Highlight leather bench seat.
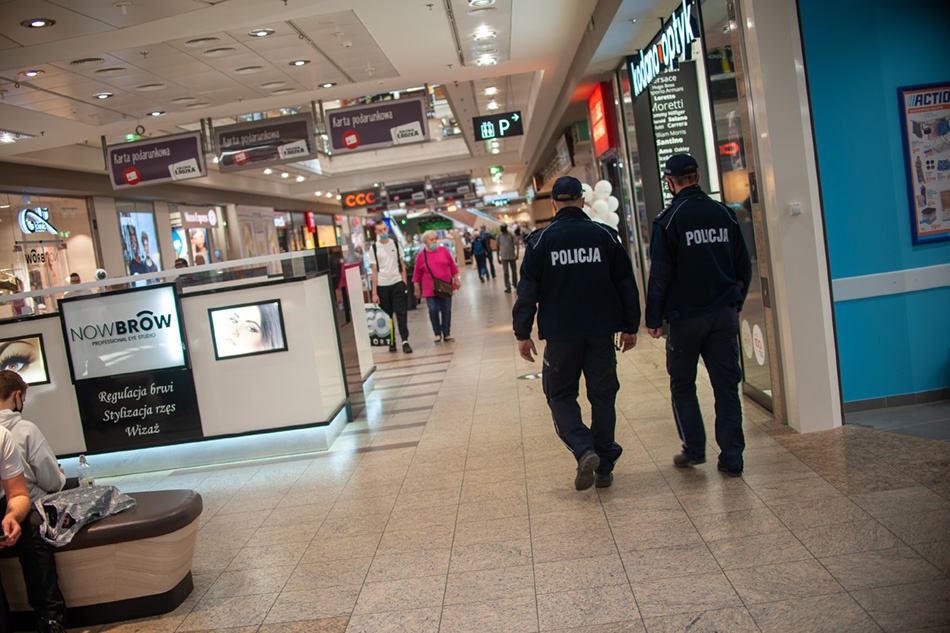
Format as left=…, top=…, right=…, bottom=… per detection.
left=0, top=489, right=203, bottom=628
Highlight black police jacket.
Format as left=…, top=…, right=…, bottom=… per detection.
left=513, top=206, right=640, bottom=341
left=645, top=185, right=752, bottom=328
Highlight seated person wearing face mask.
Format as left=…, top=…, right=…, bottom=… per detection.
left=0, top=370, right=68, bottom=633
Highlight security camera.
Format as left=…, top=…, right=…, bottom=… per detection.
left=95, top=268, right=108, bottom=280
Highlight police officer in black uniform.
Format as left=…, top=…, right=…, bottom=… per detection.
left=513, top=176, right=640, bottom=491
left=646, top=154, right=752, bottom=477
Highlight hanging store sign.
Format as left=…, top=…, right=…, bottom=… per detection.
left=179, top=205, right=219, bottom=228
left=628, top=0, right=696, bottom=97
left=588, top=82, right=617, bottom=158
left=215, top=114, right=317, bottom=172
left=107, top=132, right=206, bottom=190
left=430, top=176, right=473, bottom=200
left=385, top=182, right=427, bottom=208
left=472, top=111, right=524, bottom=141
left=326, top=97, right=429, bottom=153
left=341, top=188, right=382, bottom=210
left=18, top=207, right=58, bottom=236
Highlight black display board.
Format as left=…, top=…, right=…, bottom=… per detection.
left=73, top=367, right=202, bottom=453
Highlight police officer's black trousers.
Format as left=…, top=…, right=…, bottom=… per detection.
left=542, top=336, right=623, bottom=474
left=666, top=305, right=744, bottom=470
left=0, top=504, right=66, bottom=631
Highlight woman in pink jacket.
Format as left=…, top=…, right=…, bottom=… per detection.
left=413, top=231, right=461, bottom=342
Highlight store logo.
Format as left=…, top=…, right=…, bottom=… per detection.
left=25, top=249, right=57, bottom=264
left=629, top=0, right=695, bottom=97
left=18, top=207, right=58, bottom=236
left=908, top=90, right=950, bottom=108
left=69, top=309, right=175, bottom=343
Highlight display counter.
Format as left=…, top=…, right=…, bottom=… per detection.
left=0, top=250, right=371, bottom=477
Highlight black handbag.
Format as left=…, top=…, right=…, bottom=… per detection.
left=424, top=250, right=454, bottom=298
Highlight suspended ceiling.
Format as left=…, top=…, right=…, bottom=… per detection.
left=0, top=0, right=677, bottom=209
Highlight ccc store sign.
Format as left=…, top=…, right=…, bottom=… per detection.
left=341, top=188, right=381, bottom=210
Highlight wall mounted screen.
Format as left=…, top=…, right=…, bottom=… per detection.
left=209, top=299, right=288, bottom=360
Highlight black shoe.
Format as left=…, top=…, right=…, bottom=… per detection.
left=402, top=341, right=413, bottom=353
left=673, top=452, right=706, bottom=468
left=594, top=472, right=613, bottom=488
left=388, top=344, right=397, bottom=353
left=504, top=288, right=511, bottom=293
left=717, top=461, right=743, bottom=477
left=574, top=449, right=600, bottom=491
left=480, top=276, right=485, bottom=283
left=38, top=619, right=67, bottom=633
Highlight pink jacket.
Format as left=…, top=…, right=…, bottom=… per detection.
left=412, top=246, right=459, bottom=298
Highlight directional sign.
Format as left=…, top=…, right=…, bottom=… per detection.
left=473, top=111, right=524, bottom=141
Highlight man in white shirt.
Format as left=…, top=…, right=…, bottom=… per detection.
left=0, top=371, right=67, bottom=633
left=370, top=221, right=413, bottom=353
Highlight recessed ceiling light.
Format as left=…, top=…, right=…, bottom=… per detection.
left=468, top=7, right=497, bottom=15
left=186, top=102, right=210, bottom=109
left=148, top=110, right=165, bottom=117
left=21, top=18, right=55, bottom=28
left=259, top=81, right=286, bottom=89
left=289, top=59, right=310, bottom=66
left=95, top=67, right=128, bottom=75
left=487, top=100, right=499, bottom=110
left=136, top=83, right=166, bottom=91
left=185, top=37, right=219, bottom=47
left=336, top=194, right=342, bottom=200
left=281, top=172, right=290, bottom=179
left=325, top=192, right=333, bottom=198
left=473, top=29, right=496, bottom=41
left=271, top=88, right=295, bottom=95
left=234, top=65, right=264, bottom=75
left=314, top=190, right=323, bottom=196
left=70, top=57, right=105, bottom=67
left=476, top=55, right=498, bottom=66
left=19, top=70, right=44, bottom=78
left=484, top=86, right=498, bottom=96
left=491, top=147, right=500, bottom=154
left=249, top=28, right=275, bottom=37
left=203, top=47, right=237, bottom=57
left=468, top=0, right=495, bottom=7
left=264, top=168, right=274, bottom=175
left=476, top=45, right=498, bottom=54
left=171, top=96, right=198, bottom=104
left=320, top=82, right=336, bottom=88
left=93, top=92, right=113, bottom=100
left=295, top=175, right=305, bottom=182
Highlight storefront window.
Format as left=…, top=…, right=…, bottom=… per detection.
left=0, top=193, right=97, bottom=316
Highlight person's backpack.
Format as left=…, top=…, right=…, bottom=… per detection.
left=472, top=238, right=485, bottom=256
left=372, top=241, right=403, bottom=273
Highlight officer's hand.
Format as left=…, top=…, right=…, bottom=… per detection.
left=0, top=516, right=21, bottom=549
left=619, top=332, right=637, bottom=352
left=371, top=293, right=379, bottom=304
left=647, top=328, right=663, bottom=339
left=518, top=338, right=537, bottom=362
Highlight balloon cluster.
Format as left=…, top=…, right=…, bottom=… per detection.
left=581, top=180, right=620, bottom=229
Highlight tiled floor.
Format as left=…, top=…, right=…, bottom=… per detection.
left=84, top=270, right=950, bottom=633
left=846, top=402, right=950, bottom=441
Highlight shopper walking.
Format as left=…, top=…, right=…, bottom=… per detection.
left=370, top=221, right=412, bottom=353
left=645, top=154, right=752, bottom=477
left=496, top=223, right=519, bottom=293
left=478, top=225, right=496, bottom=279
left=413, top=231, right=461, bottom=343
left=513, top=176, right=640, bottom=491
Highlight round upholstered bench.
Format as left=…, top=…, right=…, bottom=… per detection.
left=0, top=489, right=202, bottom=628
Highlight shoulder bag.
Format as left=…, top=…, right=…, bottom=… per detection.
left=424, top=250, right=454, bottom=298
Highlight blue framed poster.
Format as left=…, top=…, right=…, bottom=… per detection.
left=897, top=82, right=950, bottom=244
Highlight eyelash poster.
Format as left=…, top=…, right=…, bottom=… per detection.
left=0, top=335, right=50, bottom=386
left=208, top=300, right=288, bottom=360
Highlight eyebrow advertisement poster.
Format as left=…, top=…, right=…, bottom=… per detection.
left=119, top=210, right=162, bottom=280
left=898, top=82, right=950, bottom=244
left=59, top=284, right=202, bottom=452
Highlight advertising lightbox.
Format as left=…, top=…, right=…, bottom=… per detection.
left=59, top=284, right=187, bottom=382
left=208, top=299, right=288, bottom=360
left=0, top=334, right=50, bottom=386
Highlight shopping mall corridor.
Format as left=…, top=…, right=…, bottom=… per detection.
left=91, top=266, right=950, bottom=633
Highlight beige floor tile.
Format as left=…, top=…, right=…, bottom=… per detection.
left=793, top=517, right=901, bottom=557
left=675, top=486, right=765, bottom=516
left=345, top=607, right=441, bottom=633
left=725, top=559, right=842, bottom=605
left=351, top=574, right=446, bottom=615
left=689, top=507, right=787, bottom=542
left=530, top=508, right=611, bottom=538
left=532, top=529, right=619, bottom=564
left=96, top=617, right=186, bottom=633
left=453, top=514, right=531, bottom=546
left=375, top=524, right=456, bottom=555
left=444, top=564, right=535, bottom=605
left=537, top=584, right=640, bottom=630
left=535, top=553, right=628, bottom=594
left=746, top=593, right=881, bottom=633
left=440, top=595, right=539, bottom=633
left=224, top=542, right=306, bottom=572
left=876, top=510, right=950, bottom=545
left=642, top=607, right=760, bottom=633
left=911, top=540, right=950, bottom=575
left=365, top=548, right=451, bottom=583
left=203, top=565, right=295, bottom=599
left=258, top=617, right=348, bottom=633
left=300, top=533, right=381, bottom=563
left=748, top=476, right=844, bottom=506
left=851, top=578, right=950, bottom=631
left=177, top=593, right=277, bottom=631
left=620, top=543, right=721, bottom=583
left=768, top=497, right=871, bottom=531
left=706, top=529, right=813, bottom=570
left=456, top=496, right=529, bottom=523
left=631, top=571, right=741, bottom=618
left=850, top=486, right=950, bottom=517
left=609, top=513, right=703, bottom=553
left=451, top=538, right=533, bottom=573
left=819, top=546, right=946, bottom=591
left=543, top=622, right=646, bottom=633
left=263, top=586, right=361, bottom=623
left=282, top=556, right=372, bottom=591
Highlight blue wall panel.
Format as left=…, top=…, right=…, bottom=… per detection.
left=799, top=0, right=950, bottom=401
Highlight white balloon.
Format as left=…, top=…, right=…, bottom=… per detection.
left=592, top=199, right=609, bottom=220
left=607, top=196, right=619, bottom=213
left=581, top=183, right=594, bottom=205
left=606, top=211, right=620, bottom=228
left=594, top=180, right=613, bottom=199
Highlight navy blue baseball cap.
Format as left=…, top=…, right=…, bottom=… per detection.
left=663, top=154, right=699, bottom=177
left=551, top=176, right=583, bottom=201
